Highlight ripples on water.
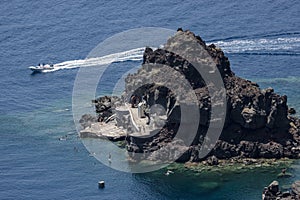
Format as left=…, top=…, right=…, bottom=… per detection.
left=0, top=0, right=299, bottom=199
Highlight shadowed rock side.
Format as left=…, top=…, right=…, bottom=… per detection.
left=123, top=30, right=300, bottom=163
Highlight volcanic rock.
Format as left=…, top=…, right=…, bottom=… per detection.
left=124, top=29, right=300, bottom=163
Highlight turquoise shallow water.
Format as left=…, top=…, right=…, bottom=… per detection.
left=0, top=0, right=300, bottom=199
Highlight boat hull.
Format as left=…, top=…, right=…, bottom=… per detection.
left=29, top=65, right=54, bottom=73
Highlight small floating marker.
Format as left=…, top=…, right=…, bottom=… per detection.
left=98, top=181, right=105, bottom=189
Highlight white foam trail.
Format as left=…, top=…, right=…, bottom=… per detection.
left=32, top=36, right=300, bottom=73
left=42, top=47, right=145, bottom=73
left=211, top=37, right=300, bottom=53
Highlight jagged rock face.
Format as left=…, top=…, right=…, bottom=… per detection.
left=120, top=30, right=300, bottom=163
left=225, top=77, right=290, bottom=130
left=79, top=114, right=97, bottom=129
left=79, top=96, right=122, bottom=128
left=162, top=31, right=233, bottom=78
left=93, top=96, right=121, bottom=122
left=141, top=38, right=290, bottom=131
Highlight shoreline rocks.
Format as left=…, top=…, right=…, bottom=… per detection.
left=262, top=180, right=300, bottom=200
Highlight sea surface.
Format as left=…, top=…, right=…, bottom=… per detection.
left=0, top=0, right=300, bottom=199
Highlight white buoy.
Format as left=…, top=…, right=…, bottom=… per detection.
left=98, top=181, right=105, bottom=188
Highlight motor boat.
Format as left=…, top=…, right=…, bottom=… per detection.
left=29, top=64, right=54, bottom=73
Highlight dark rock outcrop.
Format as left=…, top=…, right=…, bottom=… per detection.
left=79, top=114, right=97, bottom=129
left=93, top=96, right=121, bottom=122
left=79, top=96, right=121, bottom=128
left=262, top=180, right=300, bottom=200
left=124, top=29, right=300, bottom=163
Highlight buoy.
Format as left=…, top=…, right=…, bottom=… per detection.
left=98, top=181, right=105, bottom=189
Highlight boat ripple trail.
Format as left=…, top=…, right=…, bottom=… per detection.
left=212, top=36, right=300, bottom=55
left=42, top=47, right=145, bottom=72
left=33, top=35, right=300, bottom=73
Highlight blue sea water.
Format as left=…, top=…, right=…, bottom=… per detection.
left=0, top=0, right=299, bottom=199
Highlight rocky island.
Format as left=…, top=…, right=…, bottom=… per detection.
left=80, top=29, right=300, bottom=167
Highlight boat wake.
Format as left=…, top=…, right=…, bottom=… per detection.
left=40, top=47, right=145, bottom=73
left=212, top=36, right=300, bottom=55
left=29, top=35, right=300, bottom=73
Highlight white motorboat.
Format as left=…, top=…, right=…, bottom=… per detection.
left=29, top=64, right=54, bottom=73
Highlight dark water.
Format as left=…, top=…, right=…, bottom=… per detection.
left=0, top=0, right=299, bottom=199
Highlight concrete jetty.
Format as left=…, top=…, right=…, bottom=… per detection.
left=80, top=122, right=127, bottom=141
left=80, top=102, right=165, bottom=140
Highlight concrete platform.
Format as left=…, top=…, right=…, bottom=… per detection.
left=80, top=103, right=166, bottom=140
left=80, top=122, right=127, bottom=141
